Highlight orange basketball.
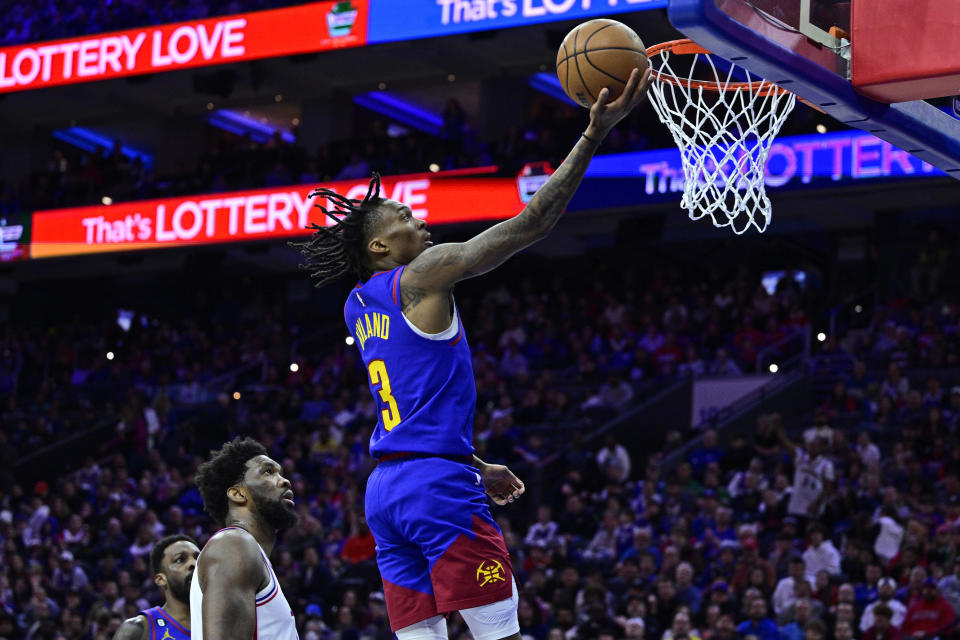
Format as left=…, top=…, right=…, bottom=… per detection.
left=556, top=19, right=648, bottom=109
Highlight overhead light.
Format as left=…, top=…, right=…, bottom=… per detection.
left=353, top=92, right=443, bottom=136
left=378, top=82, right=387, bottom=90
left=233, top=391, right=241, bottom=400
left=101, top=196, right=113, bottom=206
left=106, top=351, right=115, bottom=360
left=429, top=163, right=440, bottom=172
left=769, top=363, right=779, bottom=373
left=345, top=336, right=355, bottom=346
left=816, top=124, right=828, bottom=134
left=208, top=110, right=295, bottom=144
left=289, top=363, right=300, bottom=372
left=447, top=74, right=456, bottom=82
left=529, top=72, right=577, bottom=106
left=817, top=332, right=826, bottom=342
left=854, top=305, right=863, bottom=313
left=52, top=127, right=154, bottom=168
left=206, top=102, right=214, bottom=110
left=291, top=117, right=301, bottom=126
left=274, top=94, right=283, bottom=102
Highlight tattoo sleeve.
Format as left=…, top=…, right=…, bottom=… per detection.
left=404, top=133, right=602, bottom=291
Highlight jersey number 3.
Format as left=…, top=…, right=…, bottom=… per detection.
left=368, top=360, right=401, bottom=431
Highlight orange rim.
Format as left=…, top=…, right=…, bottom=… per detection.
left=645, top=39, right=790, bottom=96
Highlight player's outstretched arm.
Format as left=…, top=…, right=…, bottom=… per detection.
left=112, top=617, right=146, bottom=640
left=403, top=67, right=652, bottom=293
left=197, top=533, right=267, bottom=640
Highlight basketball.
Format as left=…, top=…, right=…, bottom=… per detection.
left=556, top=19, right=648, bottom=109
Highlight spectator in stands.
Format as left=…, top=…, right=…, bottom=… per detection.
left=873, top=507, right=906, bottom=565
left=861, top=577, right=907, bottom=633
left=51, top=550, right=88, bottom=593
left=710, top=348, right=742, bottom=377
left=857, top=431, right=882, bottom=466
left=664, top=609, right=701, bottom=640
left=879, top=363, right=910, bottom=404
left=802, top=619, right=826, bottom=640
left=737, top=597, right=780, bottom=640
left=902, top=578, right=956, bottom=639
left=525, top=506, right=560, bottom=550
left=773, top=556, right=812, bottom=618
left=689, top=430, right=723, bottom=477
left=801, top=526, right=841, bottom=583
left=779, top=424, right=835, bottom=523
left=583, top=510, right=619, bottom=564
left=732, top=537, right=776, bottom=592
left=597, top=434, right=632, bottom=483
left=862, top=603, right=904, bottom=640
left=937, top=559, right=960, bottom=614
left=676, top=562, right=702, bottom=615
left=779, top=597, right=817, bottom=640
left=833, top=619, right=854, bottom=640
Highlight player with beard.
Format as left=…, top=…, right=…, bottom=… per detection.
left=191, top=437, right=300, bottom=640
left=113, top=534, right=199, bottom=640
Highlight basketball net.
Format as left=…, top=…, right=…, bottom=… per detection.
left=646, top=40, right=796, bottom=234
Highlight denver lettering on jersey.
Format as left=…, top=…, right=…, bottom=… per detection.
left=355, top=312, right=390, bottom=350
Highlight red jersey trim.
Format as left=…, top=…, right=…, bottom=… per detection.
left=391, top=266, right=405, bottom=307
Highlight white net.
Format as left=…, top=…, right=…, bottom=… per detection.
left=646, top=43, right=797, bottom=234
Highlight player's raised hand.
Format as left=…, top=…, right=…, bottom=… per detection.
left=588, top=67, right=653, bottom=134
left=480, top=463, right=526, bottom=506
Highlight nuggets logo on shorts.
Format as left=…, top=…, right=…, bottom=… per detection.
left=476, top=560, right=506, bottom=587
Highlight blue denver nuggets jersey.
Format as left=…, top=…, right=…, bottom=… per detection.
left=344, top=265, right=475, bottom=458
left=140, top=606, right=190, bottom=640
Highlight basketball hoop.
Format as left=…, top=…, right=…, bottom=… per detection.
left=645, top=39, right=797, bottom=234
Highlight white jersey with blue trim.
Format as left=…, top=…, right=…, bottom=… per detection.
left=190, top=527, right=298, bottom=640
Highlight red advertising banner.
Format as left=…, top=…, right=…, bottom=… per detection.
left=0, top=1, right=367, bottom=93
left=30, top=170, right=524, bottom=259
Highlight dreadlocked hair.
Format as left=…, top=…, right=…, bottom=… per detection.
left=290, top=172, right=384, bottom=288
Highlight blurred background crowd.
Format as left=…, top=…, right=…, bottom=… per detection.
left=3, top=231, right=960, bottom=639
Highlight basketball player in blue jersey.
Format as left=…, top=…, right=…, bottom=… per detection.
left=113, top=534, right=199, bottom=640
left=191, top=437, right=300, bottom=640
left=293, top=66, right=652, bottom=640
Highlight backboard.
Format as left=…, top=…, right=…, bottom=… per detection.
left=666, top=0, right=960, bottom=177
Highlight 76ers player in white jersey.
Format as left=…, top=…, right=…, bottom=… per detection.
left=191, top=437, right=299, bottom=640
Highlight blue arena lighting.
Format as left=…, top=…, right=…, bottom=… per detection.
left=208, top=110, right=296, bottom=144
left=52, top=127, right=154, bottom=168
left=353, top=92, right=443, bottom=136
left=529, top=73, right=577, bottom=107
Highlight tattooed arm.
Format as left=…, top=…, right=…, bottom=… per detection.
left=398, top=67, right=651, bottom=331
left=401, top=68, right=652, bottom=299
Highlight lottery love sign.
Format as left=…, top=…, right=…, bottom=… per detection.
left=0, top=1, right=367, bottom=93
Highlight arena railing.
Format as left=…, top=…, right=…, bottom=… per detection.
left=755, top=326, right=812, bottom=374
left=665, top=368, right=810, bottom=472
left=201, top=354, right=269, bottom=397
left=828, top=285, right=879, bottom=338
left=13, top=413, right=119, bottom=485
left=528, top=375, right=694, bottom=503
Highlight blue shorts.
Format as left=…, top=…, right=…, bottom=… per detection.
left=365, top=456, right=514, bottom=631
